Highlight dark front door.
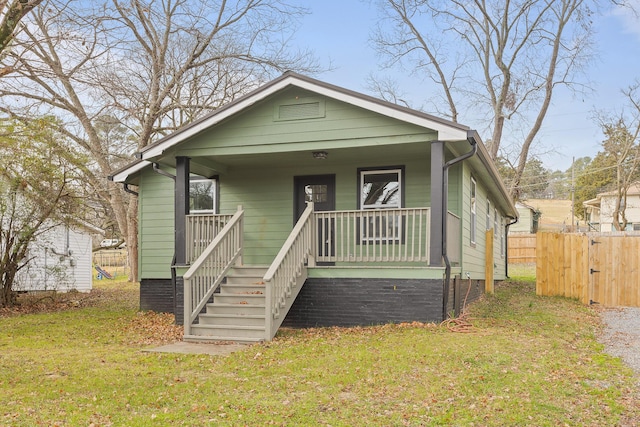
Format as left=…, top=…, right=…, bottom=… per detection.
left=294, top=175, right=336, bottom=262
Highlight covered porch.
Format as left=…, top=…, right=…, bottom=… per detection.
left=181, top=203, right=461, bottom=342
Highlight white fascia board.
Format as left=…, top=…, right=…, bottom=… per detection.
left=110, top=160, right=151, bottom=183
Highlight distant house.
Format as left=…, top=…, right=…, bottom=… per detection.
left=510, top=202, right=540, bottom=234
left=14, top=223, right=95, bottom=293
left=110, top=72, right=517, bottom=342
left=584, top=183, right=640, bottom=232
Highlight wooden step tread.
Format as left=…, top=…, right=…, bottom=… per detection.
left=206, top=303, right=266, bottom=308
left=183, top=334, right=264, bottom=343
left=200, top=313, right=265, bottom=319
left=192, top=324, right=265, bottom=331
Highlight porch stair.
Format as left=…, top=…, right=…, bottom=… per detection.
left=183, top=203, right=314, bottom=343
left=186, top=266, right=269, bottom=343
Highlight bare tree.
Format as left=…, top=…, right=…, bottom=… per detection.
left=598, top=82, right=640, bottom=230
left=0, top=0, right=42, bottom=63
left=372, top=0, right=595, bottom=199
left=0, top=118, right=83, bottom=306
left=0, top=0, right=319, bottom=281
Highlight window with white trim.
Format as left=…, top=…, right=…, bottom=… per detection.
left=500, top=216, right=505, bottom=257
left=189, top=178, right=217, bottom=214
left=486, top=200, right=491, bottom=230
left=470, top=177, right=477, bottom=245
left=359, top=168, right=403, bottom=242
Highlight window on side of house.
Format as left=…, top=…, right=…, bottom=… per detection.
left=359, top=168, right=403, bottom=242
left=470, top=177, right=477, bottom=245
left=189, top=177, right=217, bottom=214
left=500, top=216, right=505, bottom=257
left=486, top=200, right=491, bottom=230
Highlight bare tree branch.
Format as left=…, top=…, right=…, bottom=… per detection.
left=372, top=0, right=595, bottom=199
left=0, top=0, right=321, bottom=281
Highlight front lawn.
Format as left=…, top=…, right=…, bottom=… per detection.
left=0, top=279, right=638, bottom=426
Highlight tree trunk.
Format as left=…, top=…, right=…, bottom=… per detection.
left=126, top=198, right=139, bottom=282
left=0, top=261, right=18, bottom=307
left=489, top=115, right=505, bottom=160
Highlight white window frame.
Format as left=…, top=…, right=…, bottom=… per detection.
left=189, top=177, right=217, bottom=214
left=359, top=168, right=403, bottom=243
left=470, top=177, right=477, bottom=245
left=500, top=216, right=505, bottom=257
left=486, top=200, right=491, bottom=230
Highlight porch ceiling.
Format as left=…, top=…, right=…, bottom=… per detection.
left=160, top=140, right=434, bottom=174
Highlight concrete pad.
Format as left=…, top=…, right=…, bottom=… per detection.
left=144, top=341, right=250, bottom=356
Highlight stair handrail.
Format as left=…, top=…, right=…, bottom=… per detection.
left=183, top=206, right=244, bottom=336
left=263, top=202, right=315, bottom=341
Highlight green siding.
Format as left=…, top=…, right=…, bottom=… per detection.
left=169, top=88, right=434, bottom=158
left=135, top=87, right=509, bottom=281
left=138, top=169, right=175, bottom=279
left=218, top=155, right=431, bottom=266
left=458, top=163, right=507, bottom=281
left=137, top=154, right=433, bottom=277
left=447, top=163, right=463, bottom=217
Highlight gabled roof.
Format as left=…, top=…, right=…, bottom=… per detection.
left=516, top=201, right=537, bottom=212
left=583, top=182, right=640, bottom=210
left=137, top=71, right=473, bottom=161
left=108, top=72, right=516, bottom=217
left=110, top=72, right=476, bottom=182
left=596, top=183, right=640, bottom=197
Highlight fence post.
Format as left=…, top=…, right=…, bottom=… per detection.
left=485, top=229, right=494, bottom=294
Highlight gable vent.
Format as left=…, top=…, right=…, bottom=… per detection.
left=275, top=98, right=325, bottom=121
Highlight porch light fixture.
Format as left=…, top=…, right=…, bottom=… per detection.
left=312, top=151, right=328, bottom=160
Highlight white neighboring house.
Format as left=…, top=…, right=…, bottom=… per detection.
left=583, top=183, right=640, bottom=232
left=509, top=201, right=540, bottom=234
left=14, top=224, right=95, bottom=293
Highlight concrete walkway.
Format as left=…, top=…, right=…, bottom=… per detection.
left=144, top=341, right=251, bottom=356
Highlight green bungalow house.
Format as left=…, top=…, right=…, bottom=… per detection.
left=109, top=72, right=517, bottom=342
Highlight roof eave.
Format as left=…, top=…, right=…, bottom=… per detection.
left=136, top=71, right=473, bottom=162
left=467, top=130, right=518, bottom=219
left=108, top=160, right=151, bottom=183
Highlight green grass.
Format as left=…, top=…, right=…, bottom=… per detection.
left=508, top=262, right=536, bottom=282
left=0, top=279, right=638, bottom=426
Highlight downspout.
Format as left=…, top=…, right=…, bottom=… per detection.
left=505, top=216, right=518, bottom=278
left=123, top=183, right=139, bottom=196
left=441, top=133, right=478, bottom=320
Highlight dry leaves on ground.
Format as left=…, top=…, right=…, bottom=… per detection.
left=120, top=311, right=183, bottom=346
left=0, top=288, right=127, bottom=317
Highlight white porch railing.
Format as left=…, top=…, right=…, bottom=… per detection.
left=186, top=213, right=235, bottom=263
left=263, top=202, right=315, bottom=341
left=183, top=207, right=244, bottom=336
left=313, top=207, right=431, bottom=263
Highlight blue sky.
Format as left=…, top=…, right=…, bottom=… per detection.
left=293, top=1, right=640, bottom=172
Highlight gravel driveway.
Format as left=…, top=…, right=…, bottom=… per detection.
left=599, top=307, right=640, bottom=378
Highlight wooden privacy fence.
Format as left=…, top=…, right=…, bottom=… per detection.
left=536, top=232, right=640, bottom=307
left=508, top=234, right=536, bottom=263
